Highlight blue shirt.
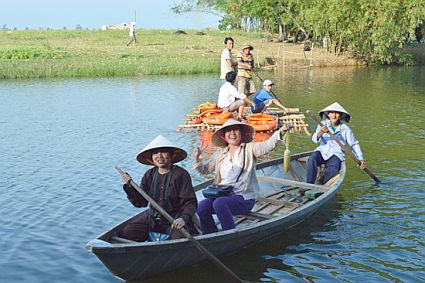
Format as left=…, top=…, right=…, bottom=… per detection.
left=312, top=119, right=364, bottom=161
left=252, top=87, right=273, bottom=105
left=251, top=87, right=273, bottom=113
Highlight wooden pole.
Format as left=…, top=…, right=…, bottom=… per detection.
left=115, top=166, right=245, bottom=283
left=252, top=71, right=285, bottom=107
left=306, top=111, right=381, bottom=183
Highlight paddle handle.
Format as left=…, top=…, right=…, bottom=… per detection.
left=306, top=111, right=381, bottom=183
left=252, top=71, right=285, bottom=107
left=115, top=166, right=244, bottom=283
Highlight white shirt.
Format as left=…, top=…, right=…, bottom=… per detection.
left=129, top=24, right=135, bottom=36
left=219, top=147, right=245, bottom=194
left=220, top=48, right=235, bottom=79
left=217, top=82, right=246, bottom=108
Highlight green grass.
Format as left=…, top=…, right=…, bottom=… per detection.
left=0, top=29, right=266, bottom=79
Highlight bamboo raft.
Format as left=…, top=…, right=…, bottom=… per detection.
left=177, top=104, right=311, bottom=136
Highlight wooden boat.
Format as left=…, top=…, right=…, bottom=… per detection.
left=86, top=151, right=345, bottom=281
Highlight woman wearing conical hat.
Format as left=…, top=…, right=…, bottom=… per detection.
left=307, top=102, right=367, bottom=184
left=118, top=135, right=198, bottom=242
left=193, top=119, right=291, bottom=234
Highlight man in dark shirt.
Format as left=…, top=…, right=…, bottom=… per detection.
left=119, top=135, right=198, bottom=242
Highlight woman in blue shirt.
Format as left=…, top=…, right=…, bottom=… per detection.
left=307, top=102, right=367, bottom=184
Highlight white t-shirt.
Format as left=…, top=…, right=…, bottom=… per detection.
left=129, top=24, right=135, bottom=36
left=220, top=48, right=235, bottom=79
left=217, top=82, right=246, bottom=108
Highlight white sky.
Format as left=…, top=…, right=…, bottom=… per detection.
left=0, top=0, right=221, bottom=30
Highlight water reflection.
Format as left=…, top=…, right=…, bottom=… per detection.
left=0, top=67, right=424, bottom=283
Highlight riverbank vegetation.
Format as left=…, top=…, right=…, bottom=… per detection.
left=0, top=29, right=277, bottom=79
left=173, top=0, right=424, bottom=65
left=0, top=27, right=423, bottom=79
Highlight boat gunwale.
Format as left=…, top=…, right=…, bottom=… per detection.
left=87, top=151, right=346, bottom=253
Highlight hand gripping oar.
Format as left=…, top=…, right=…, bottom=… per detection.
left=252, top=71, right=285, bottom=107
left=115, top=166, right=245, bottom=283
left=306, top=111, right=382, bottom=183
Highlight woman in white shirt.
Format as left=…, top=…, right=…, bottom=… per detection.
left=193, top=119, right=291, bottom=234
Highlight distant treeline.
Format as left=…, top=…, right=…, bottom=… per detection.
left=173, top=0, right=424, bottom=65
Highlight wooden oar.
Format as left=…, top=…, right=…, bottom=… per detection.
left=115, top=166, right=245, bottom=283
left=306, top=110, right=382, bottom=183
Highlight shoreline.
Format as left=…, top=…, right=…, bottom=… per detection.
left=0, top=29, right=423, bottom=79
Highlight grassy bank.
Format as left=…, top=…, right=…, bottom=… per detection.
left=1, top=29, right=423, bottom=79
left=0, top=29, right=269, bottom=79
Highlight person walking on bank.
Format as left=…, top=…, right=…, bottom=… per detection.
left=193, top=120, right=292, bottom=234
left=251, top=79, right=288, bottom=114
left=218, top=71, right=256, bottom=121
left=126, top=22, right=137, bottom=46
left=237, top=44, right=256, bottom=96
left=220, top=37, right=237, bottom=82
left=118, top=135, right=198, bottom=242
left=306, top=102, right=367, bottom=184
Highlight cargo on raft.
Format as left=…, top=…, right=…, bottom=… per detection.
left=177, top=102, right=311, bottom=136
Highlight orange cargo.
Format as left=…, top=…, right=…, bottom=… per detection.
left=246, top=113, right=278, bottom=132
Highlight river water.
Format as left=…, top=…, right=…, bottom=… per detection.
left=0, top=66, right=424, bottom=283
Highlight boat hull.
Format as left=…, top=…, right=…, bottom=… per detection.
left=86, top=152, right=345, bottom=281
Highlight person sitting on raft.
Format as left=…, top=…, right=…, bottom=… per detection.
left=218, top=71, right=256, bottom=121
left=306, top=102, right=367, bottom=184
left=119, top=135, right=198, bottom=242
left=251, top=79, right=288, bottom=114
left=193, top=119, right=291, bottom=234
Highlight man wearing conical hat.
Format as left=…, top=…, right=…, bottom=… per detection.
left=307, top=102, right=367, bottom=184
left=193, top=120, right=291, bottom=234
left=118, top=135, right=198, bottom=242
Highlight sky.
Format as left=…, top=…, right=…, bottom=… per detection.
left=0, top=0, right=221, bottom=30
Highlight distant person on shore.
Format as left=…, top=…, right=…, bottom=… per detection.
left=118, top=135, right=198, bottom=242
left=306, top=102, right=367, bottom=184
left=220, top=37, right=237, bottom=82
left=126, top=22, right=137, bottom=46
left=218, top=71, right=256, bottom=121
left=251, top=79, right=288, bottom=114
left=237, top=44, right=256, bottom=96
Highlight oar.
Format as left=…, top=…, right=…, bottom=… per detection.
left=252, top=71, right=285, bottom=107
left=115, top=166, right=245, bottom=283
left=306, top=111, right=382, bottom=183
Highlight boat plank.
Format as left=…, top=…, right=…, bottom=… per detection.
left=257, top=176, right=330, bottom=193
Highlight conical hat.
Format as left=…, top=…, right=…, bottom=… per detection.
left=319, top=102, right=351, bottom=122
left=136, top=135, right=187, bottom=165
left=211, top=119, right=256, bottom=148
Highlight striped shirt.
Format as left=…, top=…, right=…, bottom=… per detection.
left=237, top=52, right=254, bottom=78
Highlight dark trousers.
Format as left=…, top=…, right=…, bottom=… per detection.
left=306, top=151, right=341, bottom=184
left=119, top=210, right=187, bottom=242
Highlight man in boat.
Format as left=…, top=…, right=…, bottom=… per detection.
left=193, top=120, right=291, bottom=234
left=251, top=79, right=288, bottom=114
left=237, top=44, right=256, bottom=96
left=119, top=135, right=198, bottom=242
left=306, top=102, right=367, bottom=184
left=218, top=71, right=256, bottom=121
left=220, top=37, right=237, bottom=82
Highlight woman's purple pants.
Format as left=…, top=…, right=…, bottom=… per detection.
left=197, top=194, right=255, bottom=234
